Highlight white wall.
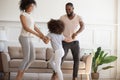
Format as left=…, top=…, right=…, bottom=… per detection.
left=0, top=0, right=20, bottom=21
left=0, top=0, right=119, bottom=79
left=0, top=0, right=116, bottom=24
left=116, top=0, right=120, bottom=79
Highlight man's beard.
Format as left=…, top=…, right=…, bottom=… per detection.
left=67, top=12, right=73, bottom=17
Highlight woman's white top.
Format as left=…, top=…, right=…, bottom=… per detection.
left=20, top=12, right=35, bottom=37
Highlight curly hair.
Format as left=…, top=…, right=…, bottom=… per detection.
left=47, top=19, right=65, bottom=34
left=19, top=0, right=36, bottom=11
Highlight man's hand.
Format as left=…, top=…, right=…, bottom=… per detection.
left=72, top=33, right=77, bottom=39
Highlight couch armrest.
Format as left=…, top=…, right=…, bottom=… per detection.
left=85, top=54, right=93, bottom=74
left=1, top=52, right=10, bottom=72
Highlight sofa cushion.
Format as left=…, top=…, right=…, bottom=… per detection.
left=8, top=46, right=23, bottom=59
left=9, top=59, right=47, bottom=68
left=61, top=61, right=85, bottom=69
left=80, top=54, right=89, bottom=62
left=46, top=48, right=73, bottom=61
left=47, top=61, right=85, bottom=69
left=46, top=48, right=91, bottom=61
left=35, top=47, right=46, bottom=60
left=64, top=49, right=73, bottom=61
left=8, top=46, right=47, bottom=60
left=62, top=49, right=92, bottom=61
left=46, top=48, right=54, bottom=61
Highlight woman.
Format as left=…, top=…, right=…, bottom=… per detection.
left=16, top=0, right=46, bottom=80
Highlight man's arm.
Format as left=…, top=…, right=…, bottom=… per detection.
left=77, top=21, right=84, bottom=34
left=72, top=20, right=85, bottom=39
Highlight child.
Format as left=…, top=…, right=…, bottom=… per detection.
left=44, top=19, right=71, bottom=80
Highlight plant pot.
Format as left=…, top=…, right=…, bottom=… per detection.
left=91, top=72, right=99, bottom=79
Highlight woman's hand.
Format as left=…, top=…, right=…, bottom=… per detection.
left=42, top=36, right=49, bottom=44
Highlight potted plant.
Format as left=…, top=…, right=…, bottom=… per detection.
left=91, top=47, right=117, bottom=79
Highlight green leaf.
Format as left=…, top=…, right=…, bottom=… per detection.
left=94, top=47, right=101, bottom=60
left=102, top=66, right=114, bottom=70
left=102, top=56, right=117, bottom=64
left=98, top=51, right=104, bottom=65
left=98, top=53, right=108, bottom=65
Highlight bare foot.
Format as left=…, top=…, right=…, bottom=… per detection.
left=73, top=77, right=78, bottom=80
left=15, top=70, right=24, bottom=80
left=51, top=72, right=58, bottom=80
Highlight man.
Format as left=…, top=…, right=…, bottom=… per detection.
left=51, top=2, right=84, bottom=80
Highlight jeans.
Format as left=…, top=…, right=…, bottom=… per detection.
left=62, top=41, right=80, bottom=78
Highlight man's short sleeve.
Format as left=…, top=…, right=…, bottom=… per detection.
left=78, top=15, right=83, bottom=22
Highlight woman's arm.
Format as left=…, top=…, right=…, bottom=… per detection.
left=34, top=24, right=50, bottom=43
left=34, top=24, right=45, bottom=39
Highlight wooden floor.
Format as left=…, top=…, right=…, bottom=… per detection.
left=0, top=72, right=119, bottom=80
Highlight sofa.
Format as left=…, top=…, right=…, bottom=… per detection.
left=1, top=46, right=92, bottom=80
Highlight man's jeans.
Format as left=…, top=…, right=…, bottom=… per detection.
left=62, top=41, right=80, bottom=78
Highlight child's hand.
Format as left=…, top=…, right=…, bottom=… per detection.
left=43, top=37, right=49, bottom=44
left=38, top=34, right=44, bottom=39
